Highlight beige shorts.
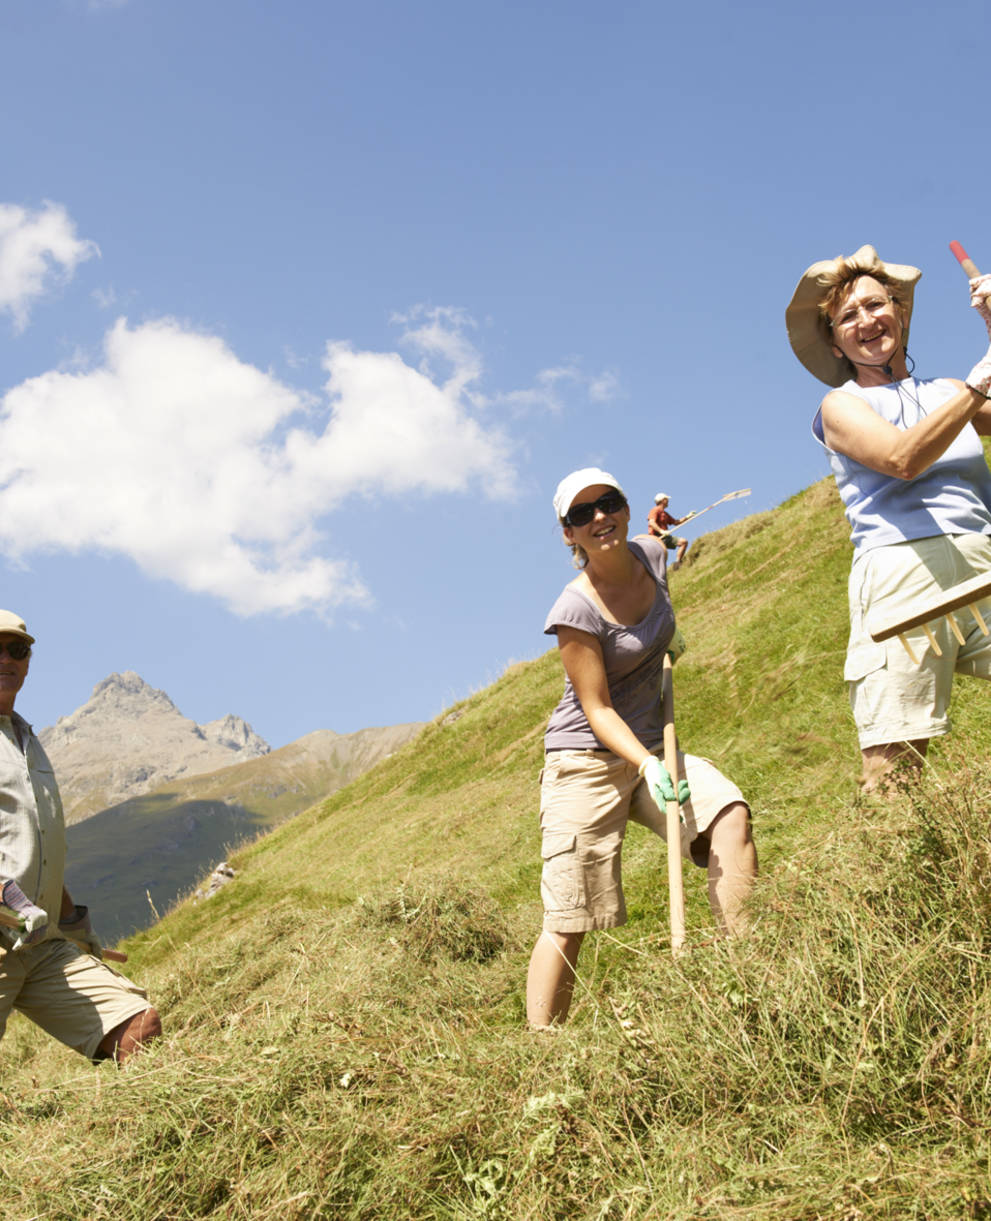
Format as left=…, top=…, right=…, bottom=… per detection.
left=846, top=534, right=991, bottom=749
left=537, top=749, right=748, bottom=933
left=0, top=936, right=151, bottom=1060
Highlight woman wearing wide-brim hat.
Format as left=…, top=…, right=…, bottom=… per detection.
left=525, top=468, right=757, bottom=1028
left=786, top=245, right=991, bottom=791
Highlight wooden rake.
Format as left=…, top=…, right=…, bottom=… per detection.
left=661, top=653, right=686, bottom=955
left=685, top=487, right=751, bottom=527
left=869, top=570, right=991, bottom=663
left=0, top=899, right=128, bottom=960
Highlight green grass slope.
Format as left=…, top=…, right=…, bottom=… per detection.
left=4, top=477, right=991, bottom=1220
left=65, top=724, right=424, bottom=944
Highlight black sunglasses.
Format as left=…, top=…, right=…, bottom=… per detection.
left=0, top=640, right=31, bottom=661
left=564, top=490, right=628, bottom=527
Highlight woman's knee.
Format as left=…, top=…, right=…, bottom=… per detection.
left=706, top=802, right=752, bottom=849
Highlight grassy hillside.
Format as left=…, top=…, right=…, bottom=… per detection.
left=4, top=477, right=991, bottom=1219
left=65, top=723, right=424, bottom=943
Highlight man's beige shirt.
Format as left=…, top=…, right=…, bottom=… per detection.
left=0, top=712, right=65, bottom=944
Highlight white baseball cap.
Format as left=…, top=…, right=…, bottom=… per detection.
left=552, top=468, right=624, bottom=521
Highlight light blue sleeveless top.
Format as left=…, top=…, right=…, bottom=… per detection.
left=811, top=377, right=991, bottom=556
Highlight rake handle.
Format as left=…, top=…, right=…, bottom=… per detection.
left=661, top=654, right=686, bottom=955
left=949, top=241, right=981, bottom=280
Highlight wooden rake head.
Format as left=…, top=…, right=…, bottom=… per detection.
left=868, top=571, right=991, bottom=663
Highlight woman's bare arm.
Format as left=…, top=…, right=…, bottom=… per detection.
left=821, top=381, right=988, bottom=479
left=557, top=626, right=651, bottom=769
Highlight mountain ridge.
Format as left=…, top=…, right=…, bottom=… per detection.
left=63, top=717, right=425, bottom=942
left=39, top=670, right=271, bottom=823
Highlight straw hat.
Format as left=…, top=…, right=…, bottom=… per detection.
left=785, top=244, right=922, bottom=386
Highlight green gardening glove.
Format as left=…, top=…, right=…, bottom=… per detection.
left=639, top=757, right=690, bottom=811
left=666, top=627, right=687, bottom=662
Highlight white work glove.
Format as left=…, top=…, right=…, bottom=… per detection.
left=639, top=756, right=690, bottom=811
left=971, top=274, right=991, bottom=340
left=1, top=879, right=49, bottom=950
left=58, top=904, right=104, bottom=959
left=967, top=344, right=991, bottom=399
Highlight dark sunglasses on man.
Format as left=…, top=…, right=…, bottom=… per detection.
left=0, top=640, right=31, bottom=661
left=564, top=490, right=628, bottom=528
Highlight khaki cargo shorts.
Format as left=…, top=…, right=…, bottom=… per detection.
left=537, top=748, right=748, bottom=933
left=846, top=533, right=991, bottom=749
left=0, top=936, right=151, bottom=1060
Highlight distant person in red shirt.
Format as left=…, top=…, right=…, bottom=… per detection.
left=646, top=494, right=693, bottom=568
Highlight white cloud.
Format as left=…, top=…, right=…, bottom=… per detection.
left=0, top=311, right=516, bottom=616
left=0, top=201, right=99, bottom=331
left=496, top=362, right=622, bottom=415
left=91, top=285, right=118, bottom=309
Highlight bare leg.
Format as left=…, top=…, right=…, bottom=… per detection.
left=98, top=1006, right=162, bottom=1064
left=675, top=539, right=688, bottom=565
left=526, top=930, right=585, bottom=1028
left=702, top=803, right=757, bottom=935
left=860, top=739, right=929, bottom=794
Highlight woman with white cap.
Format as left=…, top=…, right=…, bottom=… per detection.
left=786, top=246, right=991, bottom=791
left=525, top=468, right=757, bottom=1028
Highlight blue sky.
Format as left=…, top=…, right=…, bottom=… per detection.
left=1, top=0, right=989, bottom=747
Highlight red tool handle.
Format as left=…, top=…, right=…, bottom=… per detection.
left=950, top=240, right=982, bottom=279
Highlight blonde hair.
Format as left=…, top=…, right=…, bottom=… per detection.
left=815, top=251, right=910, bottom=327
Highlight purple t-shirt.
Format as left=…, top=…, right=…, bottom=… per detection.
left=543, top=537, right=675, bottom=751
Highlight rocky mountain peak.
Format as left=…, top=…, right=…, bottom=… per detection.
left=40, top=674, right=271, bottom=824
left=86, top=671, right=179, bottom=714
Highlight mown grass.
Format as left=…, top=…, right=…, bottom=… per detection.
left=4, top=476, right=991, bottom=1219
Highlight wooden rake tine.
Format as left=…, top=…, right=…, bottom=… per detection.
left=661, top=653, right=686, bottom=955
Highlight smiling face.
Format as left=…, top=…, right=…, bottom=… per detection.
left=562, top=483, right=630, bottom=557
left=0, top=634, right=30, bottom=716
left=828, top=275, right=907, bottom=378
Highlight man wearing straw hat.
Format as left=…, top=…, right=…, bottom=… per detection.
left=786, top=246, right=991, bottom=791
left=0, top=609, right=162, bottom=1062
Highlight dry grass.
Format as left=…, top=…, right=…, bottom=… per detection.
left=5, top=477, right=991, bottom=1218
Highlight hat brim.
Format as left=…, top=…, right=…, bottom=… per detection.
left=785, top=245, right=921, bottom=386
left=0, top=628, right=35, bottom=645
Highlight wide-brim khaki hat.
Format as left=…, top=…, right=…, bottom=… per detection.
left=785, top=244, right=922, bottom=386
left=0, top=610, right=35, bottom=645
